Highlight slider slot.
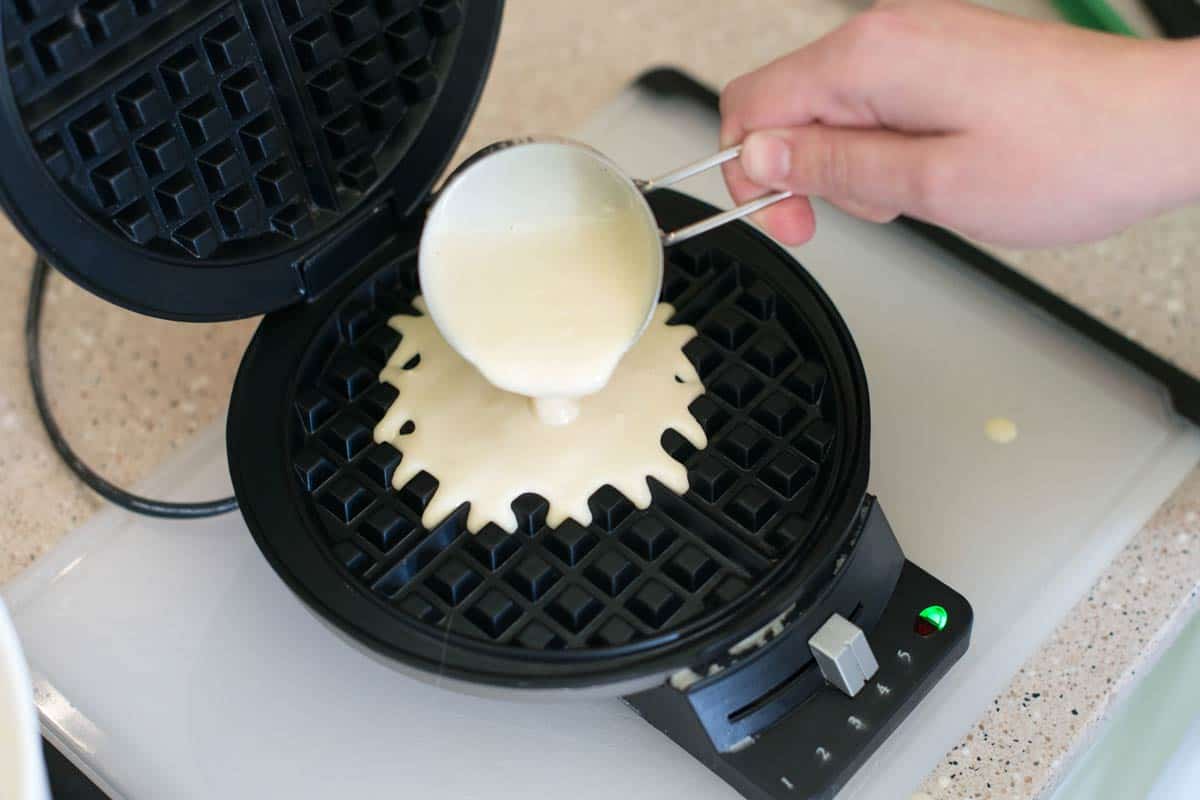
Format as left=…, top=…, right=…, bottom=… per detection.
left=726, top=602, right=864, bottom=724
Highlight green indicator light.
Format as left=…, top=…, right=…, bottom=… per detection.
left=919, top=605, right=948, bottom=631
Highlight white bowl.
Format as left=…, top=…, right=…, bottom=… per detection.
left=0, top=598, right=49, bottom=800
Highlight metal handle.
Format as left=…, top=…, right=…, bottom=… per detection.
left=639, top=145, right=792, bottom=247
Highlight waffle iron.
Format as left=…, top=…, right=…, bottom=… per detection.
left=0, top=2, right=971, bottom=798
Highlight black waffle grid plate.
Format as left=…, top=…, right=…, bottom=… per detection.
left=0, top=1, right=501, bottom=320
left=228, top=190, right=871, bottom=689
left=4, top=0, right=466, bottom=256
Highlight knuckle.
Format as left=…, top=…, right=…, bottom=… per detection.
left=719, top=77, right=750, bottom=146
left=719, top=75, right=746, bottom=118
left=840, top=6, right=925, bottom=68
left=872, top=0, right=930, bottom=12
left=843, top=8, right=906, bottom=47
left=834, top=11, right=903, bottom=87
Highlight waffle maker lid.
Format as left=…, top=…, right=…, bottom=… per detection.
left=0, top=0, right=503, bottom=321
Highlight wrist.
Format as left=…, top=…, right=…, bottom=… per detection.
left=1156, top=39, right=1200, bottom=208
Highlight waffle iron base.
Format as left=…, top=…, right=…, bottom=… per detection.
left=229, top=188, right=884, bottom=691
left=228, top=185, right=973, bottom=796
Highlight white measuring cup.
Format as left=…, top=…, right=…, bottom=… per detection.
left=419, top=138, right=791, bottom=423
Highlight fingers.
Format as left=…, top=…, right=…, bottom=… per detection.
left=719, top=30, right=880, bottom=151
left=759, top=197, right=818, bottom=244
left=716, top=4, right=973, bottom=241
left=719, top=3, right=992, bottom=152
left=719, top=147, right=759, bottom=206
left=715, top=9, right=929, bottom=242
left=739, top=126, right=948, bottom=222
left=719, top=156, right=817, bottom=245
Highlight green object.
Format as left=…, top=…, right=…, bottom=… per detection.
left=1052, top=0, right=1138, bottom=36
left=1050, top=608, right=1200, bottom=799
left=918, top=604, right=949, bottom=631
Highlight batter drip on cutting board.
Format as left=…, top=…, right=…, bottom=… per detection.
left=373, top=298, right=708, bottom=533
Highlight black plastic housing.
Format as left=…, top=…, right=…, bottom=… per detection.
left=626, top=500, right=972, bottom=800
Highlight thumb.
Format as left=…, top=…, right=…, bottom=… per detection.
left=740, top=126, right=945, bottom=219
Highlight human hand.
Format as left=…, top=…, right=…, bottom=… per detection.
left=720, top=0, right=1200, bottom=248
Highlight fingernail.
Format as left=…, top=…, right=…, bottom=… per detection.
left=741, top=132, right=790, bottom=187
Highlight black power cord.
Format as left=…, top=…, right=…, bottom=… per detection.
left=25, top=257, right=238, bottom=519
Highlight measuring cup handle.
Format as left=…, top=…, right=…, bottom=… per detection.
left=659, top=190, right=792, bottom=247
left=639, top=145, right=792, bottom=247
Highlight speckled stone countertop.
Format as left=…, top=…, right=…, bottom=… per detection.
left=1, top=1, right=1197, bottom=798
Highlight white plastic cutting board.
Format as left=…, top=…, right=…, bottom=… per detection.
left=3, top=84, right=1198, bottom=800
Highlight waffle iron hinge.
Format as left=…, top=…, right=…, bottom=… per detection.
left=624, top=500, right=974, bottom=800
left=292, top=190, right=423, bottom=301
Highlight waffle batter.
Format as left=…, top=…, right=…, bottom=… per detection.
left=373, top=299, right=706, bottom=533
left=420, top=161, right=661, bottom=426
